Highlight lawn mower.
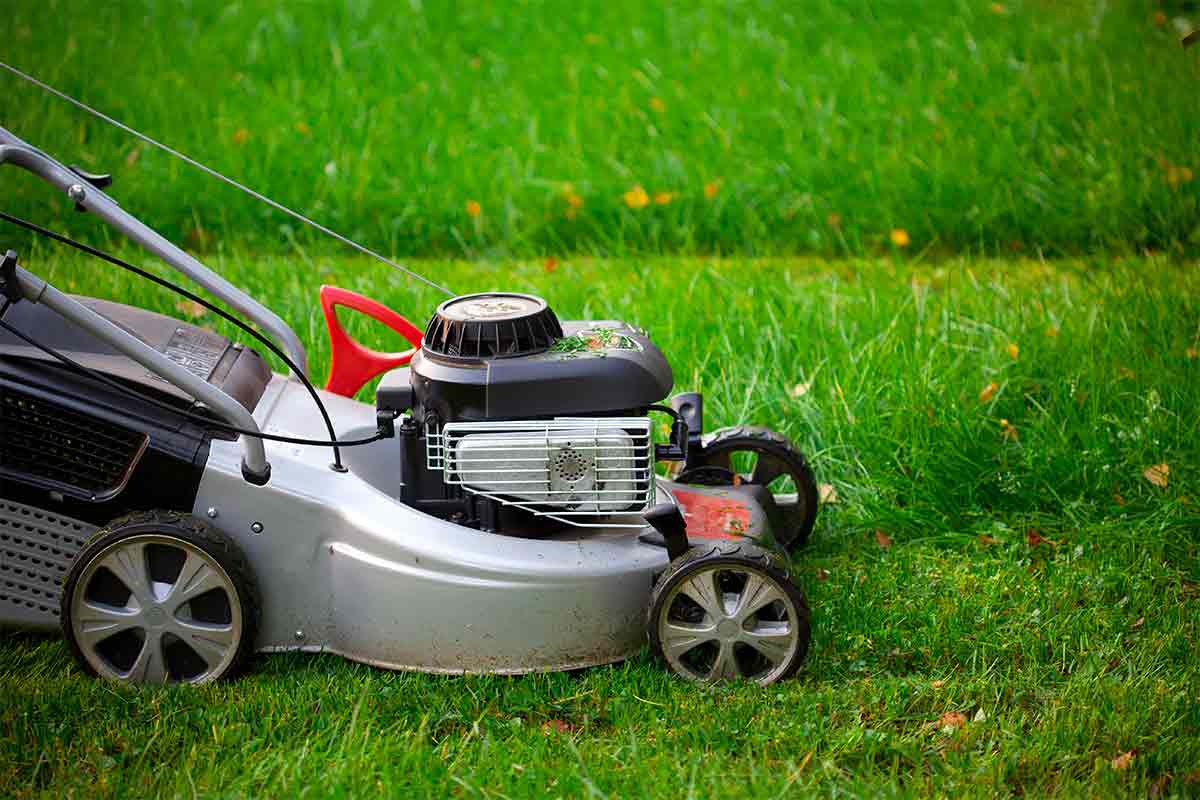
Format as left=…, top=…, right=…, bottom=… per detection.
left=0, top=69, right=821, bottom=686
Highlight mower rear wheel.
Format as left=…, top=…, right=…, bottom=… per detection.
left=678, top=426, right=819, bottom=551
left=648, top=542, right=811, bottom=685
left=60, top=511, right=259, bottom=685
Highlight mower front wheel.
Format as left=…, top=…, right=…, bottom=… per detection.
left=61, top=511, right=259, bottom=685
left=648, top=542, right=811, bottom=685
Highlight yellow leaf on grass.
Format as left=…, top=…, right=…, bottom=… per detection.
left=790, top=381, right=812, bottom=398
left=890, top=228, right=910, bottom=248
left=465, top=200, right=482, bottom=218
left=874, top=529, right=892, bottom=549
left=232, top=128, right=250, bottom=145
left=649, top=97, right=666, bottom=113
left=623, top=185, right=650, bottom=209
left=1143, top=463, right=1170, bottom=488
left=1006, top=342, right=1019, bottom=360
left=979, top=382, right=999, bottom=403
left=704, top=181, right=721, bottom=199
left=1112, top=751, right=1135, bottom=771
left=653, top=191, right=676, bottom=205
left=1187, top=346, right=1198, bottom=360
left=175, top=300, right=206, bottom=319
left=818, top=483, right=838, bottom=504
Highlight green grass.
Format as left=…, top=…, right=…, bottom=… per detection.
left=3, top=0, right=1200, bottom=258
left=2, top=251, right=1198, bottom=797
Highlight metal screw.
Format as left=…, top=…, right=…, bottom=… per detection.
left=250, top=521, right=264, bottom=534
left=66, top=183, right=86, bottom=204
left=206, top=507, right=219, bottom=519
left=294, top=630, right=305, bottom=641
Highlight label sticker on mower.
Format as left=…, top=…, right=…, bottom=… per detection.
left=671, top=489, right=753, bottom=539
left=161, top=328, right=226, bottom=381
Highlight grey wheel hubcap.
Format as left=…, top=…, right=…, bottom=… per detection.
left=658, top=563, right=800, bottom=684
left=70, top=534, right=243, bottom=684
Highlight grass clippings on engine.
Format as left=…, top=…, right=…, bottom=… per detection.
left=549, top=328, right=640, bottom=358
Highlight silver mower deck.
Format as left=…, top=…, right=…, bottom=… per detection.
left=195, top=375, right=673, bottom=674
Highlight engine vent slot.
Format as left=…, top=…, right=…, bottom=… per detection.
left=0, top=387, right=148, bottom=501
left=0, top=500, right=95, bottom=627
left=429, top=418, right=654, bottom=527
left=423, top=293, right=563, bottom=360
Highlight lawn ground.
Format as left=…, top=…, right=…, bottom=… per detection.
left=3, top=0, right=1199, bottom=257
left=0, top=251, right=1197, bottom=797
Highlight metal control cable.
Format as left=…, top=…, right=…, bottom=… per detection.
left=0, top=215, right=393, bottom=451
left=0, top=60, right=455, bottom=297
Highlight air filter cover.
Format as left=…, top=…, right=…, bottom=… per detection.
left=423, top=293, right=564, bottom=359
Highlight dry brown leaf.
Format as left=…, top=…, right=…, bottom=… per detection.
left=938, top=711, right=967, bottom=730
left=1113, top=490, right=1127, bottom=507
left=1131, top=616, right=1145, bottom=630
left=541, top=719, right=575, bottom=735
left=1187, top=346, right=1198, bottom=360
left=1111, top=751, right=1135, bottom=771
left=1027, top=528, right=1056, bottom=547
left=790, top=381, right=812, bottom=398
left=543, top=257, right=559, bottom=273
left=818, top=483, right=838, bottom=504
left=979, top=382, right=999, bottom=403
left=1006, top=342, right=1019, bottom=360
left=978, top=534, right=999, bottom=546
left=874, top=529, right=892, bottom=549
left=931, top=679, right=946, bottom=689
left=1144, top=463, right=1170, bottom=488
left=175, top=300, right=206, bottom=319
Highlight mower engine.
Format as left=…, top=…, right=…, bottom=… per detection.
left=376, top=293, right=676, bottom=530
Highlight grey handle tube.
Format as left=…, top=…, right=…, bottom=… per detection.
left=15, top=266, right=271, bottom=484
left=0, top=130, right=308, bottom=376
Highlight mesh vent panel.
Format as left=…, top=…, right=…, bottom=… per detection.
left=0, top=388, right=147, bottom=499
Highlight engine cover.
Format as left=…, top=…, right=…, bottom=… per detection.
left=402, top=320, right=674, bottom=421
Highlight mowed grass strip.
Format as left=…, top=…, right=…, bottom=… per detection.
left=0, top=253, right=1197, bottom=797
left=3, top=0, right=1199, bottom=258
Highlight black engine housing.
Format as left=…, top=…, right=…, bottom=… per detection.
left=377, top=293, right=673, bottom=423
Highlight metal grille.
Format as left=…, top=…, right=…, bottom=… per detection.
left=0, top=500, right=95, bottom=626
left=428, top=418, right=653, bottom=527
left=0, top=387, right=148, bottom=500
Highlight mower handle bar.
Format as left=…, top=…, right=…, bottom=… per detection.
left=0, top=126, right=285, bottom=483
left=0, top=126, right=308, bottom=376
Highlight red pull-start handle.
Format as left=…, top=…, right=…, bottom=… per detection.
left=319, top=285, right=424, bottom=398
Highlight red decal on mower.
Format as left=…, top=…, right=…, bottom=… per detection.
left=320, top=285, right=424, bottom=397
left=671, top=488, right=753, bottom=539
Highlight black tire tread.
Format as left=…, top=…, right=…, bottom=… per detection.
left=59, top=509, right=260, bottom=683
